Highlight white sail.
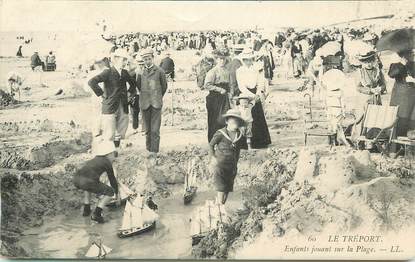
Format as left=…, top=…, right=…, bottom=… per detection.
left=187, top=158, right=198, bottom=188
left=120, top=201, right=143, bottom=230
left=120, top=201, right=132, bottom=230
left=130, top=202, right=144, bottom=228
left=118, top=183, right=134, bottom=199
left=85, top=243, right=112, bottom=258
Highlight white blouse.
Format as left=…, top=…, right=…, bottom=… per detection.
left=236, top=65, right=266, bottom=97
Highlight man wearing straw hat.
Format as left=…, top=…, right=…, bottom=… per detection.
left=73, top=140, right=120, bottom=223
left=88, top=48, right=137, bottom=150
left=139, top=48, right=168, bottom=154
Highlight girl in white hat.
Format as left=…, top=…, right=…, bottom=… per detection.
left=209, top=109, right=247, bottom=205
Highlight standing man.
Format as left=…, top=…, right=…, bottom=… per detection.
left=129, top=55, right=144, bottom=134
left=159, top=51, right=175, bottom=80
left=140, top=48, right=168, bottom=154
left=88, top=49, right=137, bottom=151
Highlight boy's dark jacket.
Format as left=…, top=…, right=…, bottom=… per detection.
left=88, top=66, right=137, bottom=114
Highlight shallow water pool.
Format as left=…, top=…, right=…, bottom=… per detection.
left=19, top=190, right=242, bottom=259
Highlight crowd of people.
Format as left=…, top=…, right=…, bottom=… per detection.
left=8, top=23, right=412, bottom=224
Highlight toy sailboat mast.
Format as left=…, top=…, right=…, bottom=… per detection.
left=118, top=195, right=158, bottom=238
left=85, top=235, right=112, bottom=259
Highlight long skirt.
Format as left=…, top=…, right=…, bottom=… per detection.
left=206, top=91, right=230, bottom=142
left=213, top=153, right=238, bottom=193
left=293, top=56, right=304, bottom=76
left=248, top=88, right=272, bottom=148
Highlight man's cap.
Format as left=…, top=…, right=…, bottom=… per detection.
left=141, top=48, right=154, bottom=58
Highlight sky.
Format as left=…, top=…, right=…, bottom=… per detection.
left=0, top=0, right=401, bottom=32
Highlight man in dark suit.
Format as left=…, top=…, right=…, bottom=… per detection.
left=140, top=48, right=168, bottom=153
left=88, top=49, right=137, bottom=150
left=31, top=52, right=45, bottom=71
left=159, top=51, right=175, bottom=80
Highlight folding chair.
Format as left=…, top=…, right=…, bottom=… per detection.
left=303, top=93, right=336, bottom=146
left=391, top=136, right=415, bottom=162
left=350, top=104, right=399, bottom=154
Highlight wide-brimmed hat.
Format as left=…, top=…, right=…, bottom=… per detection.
left=112, top=48, right=129, bottom=59
left=93, top=140, right=116, bottom=157
left=357, top=50, right=376, bottom=62
left=234, top=94, right=255, bottom=101
left=213, top=47, right=230, bottom=58
left=240, top=48, right=255, bottom=60
left=222, top=108, right=245, bottom=122
left=140, top=48, right=154, bottom=58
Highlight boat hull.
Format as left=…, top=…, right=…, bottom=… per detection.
left=191, top=233, right=207, bottom=246
left=183, top=187, right=197, bottom=205
left=117, top=221, right=156, bottom=238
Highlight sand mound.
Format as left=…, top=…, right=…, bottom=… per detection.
left=192, top=146, right=415, bottom=259
left=0, top=120, right=91, bottom=170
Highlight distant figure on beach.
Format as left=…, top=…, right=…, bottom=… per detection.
left=16, top=45, right=23, bottom=58
left=6, top=71, right=23, bottom=101
left=30, top=52, right=45, bottom=71
left=46, top=51, right=56, bottom=64
left=45, top=51, right=57, bottom=71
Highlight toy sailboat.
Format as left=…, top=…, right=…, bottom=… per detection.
left=117, top=195, right=158, bottom=238
left=190, top=200, right=228, bottom=245
left=106, top=182, right=134, bottom=207
left=85, top=239, right=112, bottom=259
left=183, top=158, right=198, bottom=205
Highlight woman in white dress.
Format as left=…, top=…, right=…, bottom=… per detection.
left=236, top=48, right=272, bottom=149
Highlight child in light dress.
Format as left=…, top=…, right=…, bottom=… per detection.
left=235, top=95, right=255, bottom=149
left=321, top=69, right=348, bottom=146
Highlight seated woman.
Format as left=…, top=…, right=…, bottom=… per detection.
left=388, top=63, right=415, bottom=155
left=46, top=51, right=56, bottom=71
left=73, top=140, right=120, bottom=223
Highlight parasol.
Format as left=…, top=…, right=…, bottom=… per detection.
left=376, top=28, right=415, bottom=53
left=315, top=41, right=342, bottom=57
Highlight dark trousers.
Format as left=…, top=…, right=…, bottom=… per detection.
left=130, top=97, right=140, bottom=130
left=142, top=106, right=162, bottom=153
left=32, top=62, right=45, bottom=71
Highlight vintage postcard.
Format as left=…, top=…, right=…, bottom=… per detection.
left=0, top=0, right=414, bottom=260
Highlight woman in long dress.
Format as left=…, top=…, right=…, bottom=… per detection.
left=204, top=48, right=232, bottom=142
left=388, top=63, right=415, bottom=154
left=236, top=48, right=272, bottom=149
